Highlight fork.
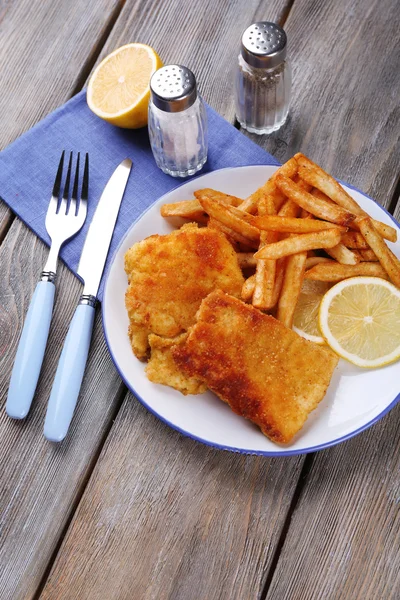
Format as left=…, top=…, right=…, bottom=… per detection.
left=6, top=151, right=89, bottom=419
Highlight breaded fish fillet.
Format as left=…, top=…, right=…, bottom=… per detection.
left=125, top=223, right=244, bottom=360
left=172, top=290, right=339, bottom=443
left=146, top=333, right=207, bottom=395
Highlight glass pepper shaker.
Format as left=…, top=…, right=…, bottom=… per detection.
left=235, top=22, right=292, bottom=134
left=148, top=65, right=208, bottom=177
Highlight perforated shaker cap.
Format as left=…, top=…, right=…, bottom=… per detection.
left=241, top=22, right=287, bottom=69
left=150, top=65, right=197, bottom=112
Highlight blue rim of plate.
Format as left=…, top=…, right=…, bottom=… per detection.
left=102, top=164, right=400, bottom=457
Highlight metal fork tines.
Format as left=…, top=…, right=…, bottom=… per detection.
left=6, top=151, right=89, bottom=419
left=42, top=151, right=89, bottom=280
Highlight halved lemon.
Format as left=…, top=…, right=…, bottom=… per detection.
left=318, top=277, right=400, bottom=368
left=87, top=43, right=163, bottom=128
left=293, top=279, right=331, bottom=344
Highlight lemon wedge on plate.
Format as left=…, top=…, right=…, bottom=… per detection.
left=293, top=279, right=331, bottom=344
left=87, top=43, right=163, bottom=128
left=318, top=276, right=400, bottom=368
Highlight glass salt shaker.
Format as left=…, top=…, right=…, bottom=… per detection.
left=148, top=65, right=208, bottom=177
left=235, top=22, right=292, bottom=134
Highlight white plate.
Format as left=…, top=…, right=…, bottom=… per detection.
left=102, top=165, right=400, bottom=456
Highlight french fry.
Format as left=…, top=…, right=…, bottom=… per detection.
left=271, top=257, right=287, bottom=307
left=278, top=198, right=301, bottom=218
left=304, top=261, right=388, bottom=282
left=238, top=180, right=283, bottom=214
left=305, top=256, right=333, bottom=269
left=208, top=218, right=259, bottom=249
left=341, top=231, right=369, bottom=249
left=161, top=189, right=244, bottom=222
left=254, top=229, right=342, bottom=260
left=193, top=188, right=243, bottom=207
left=239, top=157, right=298, bottom=213
left=297, top=154, right=362, bottom=211
left=262, top=195, right=277, bottom=216
left=253, top=196, right=278, bottom=310
left=275, top=175, right=356, bottom=227
left=257, top=199, right=300, bottom=309
left=271, top=192, right=290, bottom=214
left=161, top=199, right=208, bottom=222
left=295, top=176, right=313, bottom=193
left=371, top=221, right=398, bottom=243
left=198, top=197, right=260, bottom=243
left=310, top=187, right=335, bottom=204
left=324, top=243, right=360, bottom=265
left=236, top=253, right=257, bottom=269
left=277, top=251, right=307, bottom=328
left=253, top=258, right=277, bottom=309
left=357, top=217, right=400, bottom=287
left=296, top=154, right=397, bottom=242
left=276, top=157, right=300, bottom=178
left=241, top=275, right=256, bottom=302
left=253, top=215, right=347, bottom=234
left=358, top=249, right=379, bottom=262
left=275, top=198, right=309, bottom=324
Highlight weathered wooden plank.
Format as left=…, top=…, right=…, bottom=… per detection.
left=392, top=191, right=400, bottom=222
left=251, top=0, right=400, bottom=210
left=0, top=1, right=127, bottom=598
left=266, top=408, right=400, bottom=600
left=0, top=222, right=126, bottom=600
left=0, top=204, right=12, bottom=243
left=0, top=0, right=122, bottom=150
left=40, top=395, right=303, bottom=600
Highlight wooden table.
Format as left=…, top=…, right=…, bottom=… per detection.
left=1, top=1, right=399, bottom=598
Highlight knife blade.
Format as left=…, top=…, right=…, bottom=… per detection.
left=44, top=159, right=132, bottom=442
left=78, top=158, right=132, bottom=299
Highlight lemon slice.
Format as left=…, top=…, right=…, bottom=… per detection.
left=318, top=277, right=400, bottom=368
left=293, top=280, right=331, bottom=344
left=87, top=43, right=163, bottom=129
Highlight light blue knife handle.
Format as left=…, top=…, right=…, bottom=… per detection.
left=6, top=280, right=56, bottom=419
left=44, top=303, right=95, bottom=442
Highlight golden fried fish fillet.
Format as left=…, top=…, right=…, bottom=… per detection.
left=146, top=333, right=207, bottom=395
left=172, top=290, right=339, bottom=443
left=125, top=223, right=244, bottom=360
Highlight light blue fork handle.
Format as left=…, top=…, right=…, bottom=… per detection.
left=6, top=281, right=56, bottom=419
left=44, top=303, right=95, bottom=442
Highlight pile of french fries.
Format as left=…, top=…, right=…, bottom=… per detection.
left=160, top=153, right=399, bottom=330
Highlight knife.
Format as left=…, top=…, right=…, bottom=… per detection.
left=44, top=158, right=132, bottom=442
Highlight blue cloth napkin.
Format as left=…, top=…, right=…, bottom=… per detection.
left=0, top=90, right=279, bottom=300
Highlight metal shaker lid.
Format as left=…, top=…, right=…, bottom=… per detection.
left=150, top=65, right=197, bottom=112
left=241, top=22, right=287, bottom=69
